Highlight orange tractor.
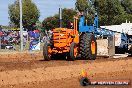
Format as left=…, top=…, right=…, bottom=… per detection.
left=43, top=17, right=79, bottom=61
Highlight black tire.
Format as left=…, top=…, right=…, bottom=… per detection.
left=129, top=51, right=132, bottom=56
left=128, top=45, right=132, bottom=56
left=43, top=43, right=51, bottom=61
left=70, top=42, right=77, bottom=61
left=115, top=41, right=128, bottom=54
left=80, top=77, right=90, bottom=86
left=80, top=33, right=97, bottom=60
left=115, top=47, right=126, bottom=54
left=65, top=52, right=70, bottom=61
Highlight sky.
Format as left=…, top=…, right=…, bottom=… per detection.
left=0, top=0, right=76, bottom=26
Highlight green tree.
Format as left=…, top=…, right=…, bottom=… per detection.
left=42, top=8, right=77, bottom=31
left=0, top=25, right=2, bottom=30
left=75, top=0, right=89, bottom=12
left=121, top=0, right=132, bottom=14
left=75, top=0, right=131, bottom=25
left=75, top=0, right=97, bottom=25
left=62, top=8, right=77, bottom=28
left=94, top=0, right=125, bottom=25
left=8, top=0, right=40, bottom=30
left=34, top=21, right=43, bottom=31
left=42, top=15, right=59, bottom=31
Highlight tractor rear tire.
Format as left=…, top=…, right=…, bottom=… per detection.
left=43, top=43, right=51, bottom=61
left=70, top=42, right=78, bottom=61
left=80, top=33, right=97, bottom=60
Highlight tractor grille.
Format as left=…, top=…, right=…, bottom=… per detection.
left=53, top=28, right=67, bottom=47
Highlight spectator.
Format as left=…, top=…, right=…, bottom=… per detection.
left=48, top=30, right=53, bottom=40
left=42, top=34, right=50, bottom=44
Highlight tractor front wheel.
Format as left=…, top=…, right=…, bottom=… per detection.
left=43, top=43, right=52, bottom=61
left=70, top=42, right=78, bottom=61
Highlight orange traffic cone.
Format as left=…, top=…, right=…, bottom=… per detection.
left=81, top=69, right=87, bottom=77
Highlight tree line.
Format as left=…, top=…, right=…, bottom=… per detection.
left=8, top=0, right=132, bottom=31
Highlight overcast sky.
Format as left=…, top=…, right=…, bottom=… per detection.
left=0, top=0, right=76, bottom=26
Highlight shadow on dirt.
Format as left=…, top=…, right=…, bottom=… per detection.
left=39, top=53, right=67, bottom=61
left=50, top=54, right=88, bottom=61
left=40, top=54, right=100, bottom=61
left=51, top=53, right=67, bottom=60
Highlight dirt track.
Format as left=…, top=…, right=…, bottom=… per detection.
left=0, top=56, right=132, bottom=88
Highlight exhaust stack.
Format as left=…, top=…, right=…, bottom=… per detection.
left=59, top=7, right=62, bottom=28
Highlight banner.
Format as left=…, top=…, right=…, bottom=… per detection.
left=29, top=30, right=40, bottom=51
left=29, top=40, right=40, bottom=50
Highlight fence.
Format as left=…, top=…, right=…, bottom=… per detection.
left=0, top=30, right=51, bottom=52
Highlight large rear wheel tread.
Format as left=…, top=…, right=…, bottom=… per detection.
left=80, top=33, right=97, bottom=60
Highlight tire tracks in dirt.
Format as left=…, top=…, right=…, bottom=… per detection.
left=0, top=58, right=132, bottom=87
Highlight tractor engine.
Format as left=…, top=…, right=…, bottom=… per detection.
left=52, top=28, right=74, bottom=51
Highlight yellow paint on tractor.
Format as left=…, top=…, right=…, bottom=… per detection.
left=91, top=41, right=96, bottom=54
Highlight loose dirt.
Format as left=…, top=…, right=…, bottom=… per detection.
left=0, top=51, right=43, bottom=62
left=0, top=56, right=131, bottom=88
